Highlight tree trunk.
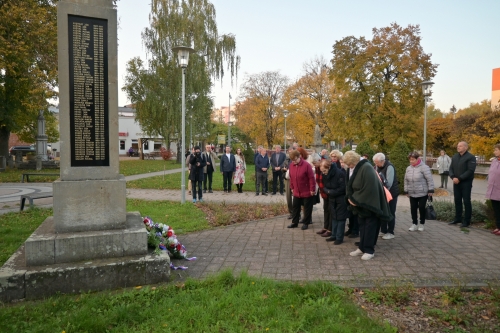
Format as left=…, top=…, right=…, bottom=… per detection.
left=0, top=127, right=10, bottom=158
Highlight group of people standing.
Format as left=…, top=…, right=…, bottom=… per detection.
left=185, top=145, right=246, bottom=203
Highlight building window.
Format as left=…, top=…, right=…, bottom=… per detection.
left=120, top=140, right=125, bottom=150
left=144, top=141, right=149, bottom=150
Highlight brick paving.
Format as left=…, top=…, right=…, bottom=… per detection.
left=1, top=171, right=499, bottom=286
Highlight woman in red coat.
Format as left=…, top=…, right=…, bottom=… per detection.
left=287, top=149, right=316, bottom=230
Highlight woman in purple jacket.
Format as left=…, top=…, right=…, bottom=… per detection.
left=487, top=144, right=500, bottom=236
left=287, top=149, right=316, bottom=230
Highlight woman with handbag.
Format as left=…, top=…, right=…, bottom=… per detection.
left=437, top=150, right=451, bottom=189
left=486, top=144, right=500, bottom=236
left=404, top=151, right=435, bottom=231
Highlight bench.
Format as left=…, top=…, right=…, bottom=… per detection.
left=21, top=173, right=59, bottom=183
left=20, top=192, right=53, bottom=211
left=144, top=151, right=161, bottom=160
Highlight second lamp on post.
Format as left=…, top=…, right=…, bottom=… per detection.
left=421, top=80, right=434, bottom=167
left=172, top=45, right=195, bottom=204
left=283, top=110, right=289, bottom=151
left=227, top=121, right=233, bottom=148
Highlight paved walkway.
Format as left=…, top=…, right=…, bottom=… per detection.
left=1, top=171, right=498, bottom=286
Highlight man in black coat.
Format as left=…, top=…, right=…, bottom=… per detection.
left=189, top=146, right=206, bottom=203
left=203, top=144, right=218, bottom=193
left=220, top=146, right=236, bottom=193
left=270, top=145, right=286, bottom=195
left=448, top=141, right=476, bottom=227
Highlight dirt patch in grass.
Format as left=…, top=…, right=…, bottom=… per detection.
left=352, top=286, right=500, bottom=333
left=196, top=201, right=289, bottom=227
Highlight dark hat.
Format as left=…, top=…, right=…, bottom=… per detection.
left=194, top=146, right=200, bottom=150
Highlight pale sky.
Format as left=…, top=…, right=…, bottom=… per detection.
left=117, top=0, right=500, bottom=113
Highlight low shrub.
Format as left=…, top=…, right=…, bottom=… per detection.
left=433, top=200, right=488, bottom=223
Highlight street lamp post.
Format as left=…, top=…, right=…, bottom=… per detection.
left=283, top=110, right=289, bottom=150
left=172, top=45, right=195, bottom=204
left=190, top=115, right=193, bottom=150
left=421, top=80, right=434, bottom=167
left=228, top=121, right=233, bottom=148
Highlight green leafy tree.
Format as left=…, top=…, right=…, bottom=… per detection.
left=355, top=140, right=375, bottom=161
left=330, top=23, right=438, bottom=151
left=0, top=0, right=59, bottom=156
left=341, top=144, right=352, bottom=154
left=389, top=138, right=412, bottom=194
left=122, top=0, right=240, bottom=161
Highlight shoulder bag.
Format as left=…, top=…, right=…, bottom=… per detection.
left=425, top=196, right=437, bottom=220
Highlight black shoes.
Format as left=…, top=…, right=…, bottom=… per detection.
left=262, top=193, right=267, bottom=196
left=208, top=190, right=213, bottom=193
left=448, top=221, right=461, bottom=225
left=460, top=223, right=470, bottom=228
left=333, top=240, right=343, bottom=245
left=271, top=192, right=276, bottom=195
left=301, top=224, right=309, bottom=230
left=326, top=236, right=336, bottom=242
left=354, top=242, right=360, bottom=246
left=287, top=215, right=293, bottom=219
left=345, top=230, right=352, bottom=236
left=203, top=189, right=207, bottom=193
left=255, top=193, right=259, bottom=196
left=348, top=233, right=359, bottom=238
left=287, top=224, right=298, bottom=228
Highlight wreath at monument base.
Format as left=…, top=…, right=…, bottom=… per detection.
left=143, top=216, right=196, bottom=270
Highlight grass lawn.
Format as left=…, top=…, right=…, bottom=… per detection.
left=0, top=199, right=208, bottom=266
left=0, top=270, right=394, bottom=333
left=127, top=165, right=273, bottom=191
left=0, top=160, right=181, bottom=183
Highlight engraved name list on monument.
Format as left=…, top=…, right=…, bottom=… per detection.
left=68, top=15, right=109, bottom=167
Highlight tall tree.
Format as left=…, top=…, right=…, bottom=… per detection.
left=235, top=71, right=289, bottom=148
left=0, top=0, right=59, bottom=156
left=330, top=23, right=438, bottom=151
left=283, top=56, right=337, bottom=145
left=122, top=0, right=240, bottom=159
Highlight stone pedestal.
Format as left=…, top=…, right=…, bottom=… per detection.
left=53, top=177, right=126, bottom=233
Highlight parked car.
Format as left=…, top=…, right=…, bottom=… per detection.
left=9, top=145, right=35, bottom=156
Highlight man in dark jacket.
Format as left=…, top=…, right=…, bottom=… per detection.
left=321, top=160, right=347, bottom=245
left=189, top=146, right=206, bottom=203
left=270, top=145, right=286, bottom=195
left=220, top=146, right=236, bottom=193
left=373, top=153, right=399, bottom=239
left=255, top=146, right=270, bottom=195
left=448, top=141, right=476, bottom=227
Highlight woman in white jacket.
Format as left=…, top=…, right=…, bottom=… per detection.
left=436, top=150, right=451, bottom=189
left=404, top=151, right=435, bottom=231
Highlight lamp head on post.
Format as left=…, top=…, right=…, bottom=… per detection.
left=421, top=80, right=434, bottom=97
left=172, top=46, right=195, bottom=68
left=228, top=121, right=233, bottom=127
left=283, top=110, right=289, bottom=118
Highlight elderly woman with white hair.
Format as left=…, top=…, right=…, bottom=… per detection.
left=373, top=152, right=400, bottom=239
left=344, top=151, right=392, bottom=260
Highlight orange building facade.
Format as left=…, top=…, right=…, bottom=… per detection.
left=492, top=68, right=500, bottom=110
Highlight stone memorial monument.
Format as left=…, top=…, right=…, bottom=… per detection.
left=0, top=0, right=169, bottom=302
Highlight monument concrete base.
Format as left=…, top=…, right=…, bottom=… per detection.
left=0, top=246, right=171, bottom=302
left=25, top=212, right=147, bottom=266
left=53, top=177, right=127, bottom=232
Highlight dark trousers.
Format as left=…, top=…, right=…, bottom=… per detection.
left=272, top=171, right=284, bottom=194
left=491, top=200, right=500, bottom=229
left=358, top=215, right=380, bottom=255
left=347, top=213, right=359, bottom=235
left=440, top=174, right=449, bottom=188
left=410, top=195, right=428, bottom=225
left=332, top=219, right=346, bottom=242
left=256, top=172, right=267, bottom=193
left=453, top=181, right=473, bottom=223
left=222, top=171, right=233, bottom=192
left=323, top=197, right=331, bottom=230
left=292, top=196, right=314, bottom=225
left=285, top=179, right=293, bottom=214
left=203, top=171, right=213, bottom=190
left=192, top=180, right=202, bottom=200
left=381, top=195, right=398, bottom=234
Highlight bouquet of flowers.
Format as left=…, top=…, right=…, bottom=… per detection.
left=143, top=216, right=188, bottom=259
